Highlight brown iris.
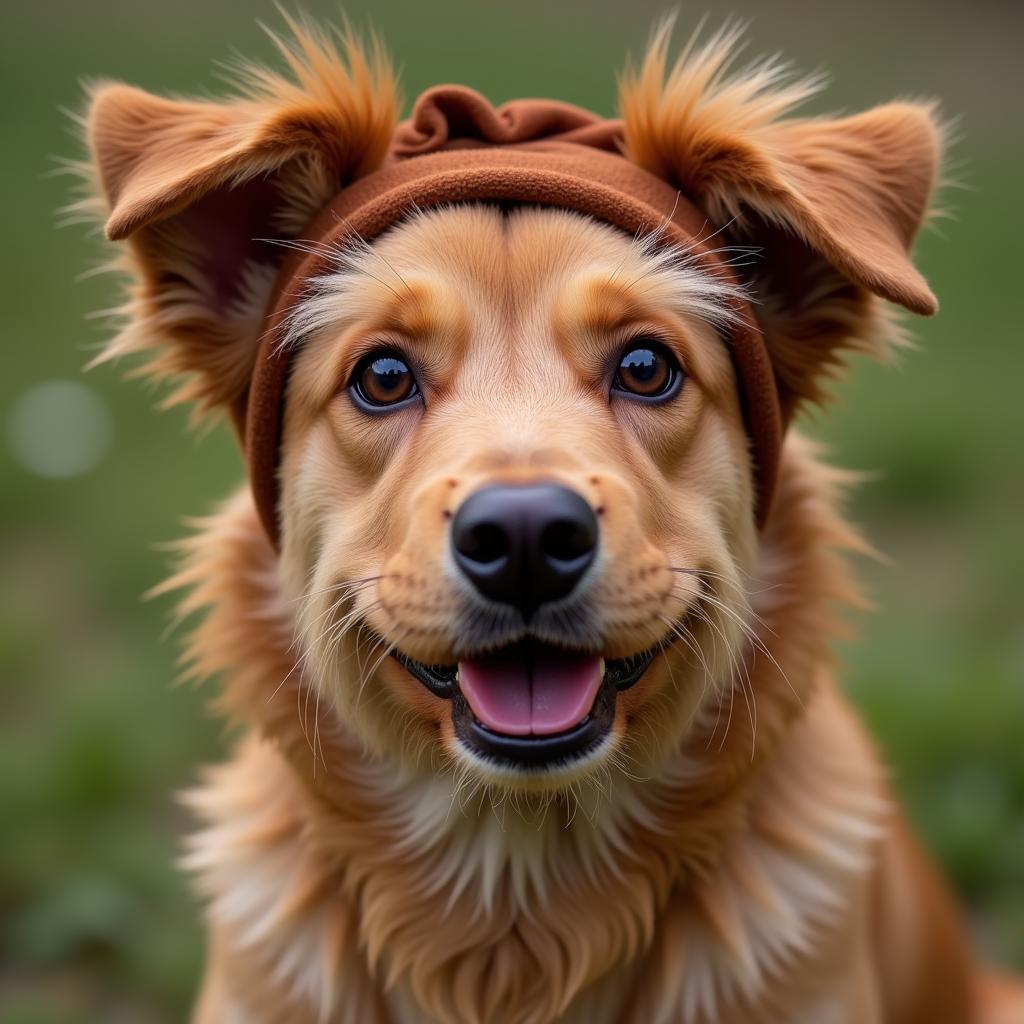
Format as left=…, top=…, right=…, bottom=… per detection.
left=352, top=352, right=418, bottom=409
left=613, top=342, right=680, bottom=399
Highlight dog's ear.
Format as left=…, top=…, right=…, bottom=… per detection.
left=85, top=22, right=397, bottom=416
left=621, top=26, right=943, bottom=412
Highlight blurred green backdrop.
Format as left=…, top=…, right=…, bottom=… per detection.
left=1, top=0, right=1022, bottom=1020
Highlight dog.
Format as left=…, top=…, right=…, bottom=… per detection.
left=81, top=16, right=1024, bottom=1024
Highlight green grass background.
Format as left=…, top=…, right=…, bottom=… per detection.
left=1, top=1, right=1021, bottom=1019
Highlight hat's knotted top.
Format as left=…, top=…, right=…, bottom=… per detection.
left=393, top=86, right=623, bottom=155
left=240, top=86, right=781, bottom=548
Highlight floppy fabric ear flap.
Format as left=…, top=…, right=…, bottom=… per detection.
left=86, top=24, right=397, bottom=415
left=621, top=30, right=942, bottom=414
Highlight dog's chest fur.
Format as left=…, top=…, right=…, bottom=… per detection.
left=181, top=452, right=887, bottom=1024
left=186, top=685, right=885, bottom=1024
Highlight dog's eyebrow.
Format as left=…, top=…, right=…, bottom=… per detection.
left=568, top=276, right=646, bottom=333
left=557, top=246, right=747, bottom=342
left=374, top=278, right=462, bottom=340
left=282, top=268, right=462, bottom=355
left=558, top=272, right=692, bottom=339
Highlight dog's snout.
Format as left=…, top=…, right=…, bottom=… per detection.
left=451, top=483, right=598, bottom=614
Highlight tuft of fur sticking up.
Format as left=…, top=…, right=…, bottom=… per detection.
left=620, top=19, right=827, bottom=183
left=620, top=19, right=943, bottom=414
left=80, top=16, right=398, bottom=420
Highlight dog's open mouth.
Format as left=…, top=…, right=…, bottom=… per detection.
left=394, top=641, right=656, bottom=768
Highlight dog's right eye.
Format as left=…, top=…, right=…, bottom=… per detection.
left=350, top=352, right=419, bottom=411
left=612, top=341, right=682, bottom=402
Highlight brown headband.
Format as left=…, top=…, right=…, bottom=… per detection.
left=235, top=86, right=782, bottom=549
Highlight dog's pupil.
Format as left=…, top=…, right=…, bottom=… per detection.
left=620, top=347, right=667, bottom=394
left=363, top=356, right=412, bottom=403
left=626, top=350, right=656, bottom=379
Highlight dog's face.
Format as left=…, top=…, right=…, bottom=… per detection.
left=279, top=205, right=757, bottom=788
left=84, top=24, right=939, bottom=795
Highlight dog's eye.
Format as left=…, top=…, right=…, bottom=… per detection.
left=351, top=352, right=419, bottom=410
left=613, top=342, right=681, bottom=400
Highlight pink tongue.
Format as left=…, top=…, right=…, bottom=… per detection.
left=458, top=647, right=603, bottom=736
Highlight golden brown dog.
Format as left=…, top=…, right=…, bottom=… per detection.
left=81, top=17, right=1024, bottom=1024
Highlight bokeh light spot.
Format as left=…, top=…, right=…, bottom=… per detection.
left=7, top=379, right=113, bottom=479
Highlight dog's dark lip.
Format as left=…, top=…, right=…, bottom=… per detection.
left=391, top=642, right=660, bottom=769
left=393, top=653, right=459, bottom=699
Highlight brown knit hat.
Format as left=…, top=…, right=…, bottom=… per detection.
left=236, top=86, right=782, bottom=548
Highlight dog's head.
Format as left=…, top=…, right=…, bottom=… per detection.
left=85, top=22, right=939, bottom=794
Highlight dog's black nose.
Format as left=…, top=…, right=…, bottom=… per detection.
left=451, top=483, right=598, bottom=614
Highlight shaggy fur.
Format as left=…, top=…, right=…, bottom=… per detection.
left=82, top=17, right=1023, bottom=1024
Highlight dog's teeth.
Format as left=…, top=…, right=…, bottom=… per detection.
left=599, top=658, right=606, bottom=680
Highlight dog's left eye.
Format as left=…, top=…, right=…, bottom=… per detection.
left=350, top=351, right=419, bottom=410
left=612, top=342, right=682, bottom=400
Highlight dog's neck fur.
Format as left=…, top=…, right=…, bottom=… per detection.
left=180, top=436, right=886, bottom=1024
